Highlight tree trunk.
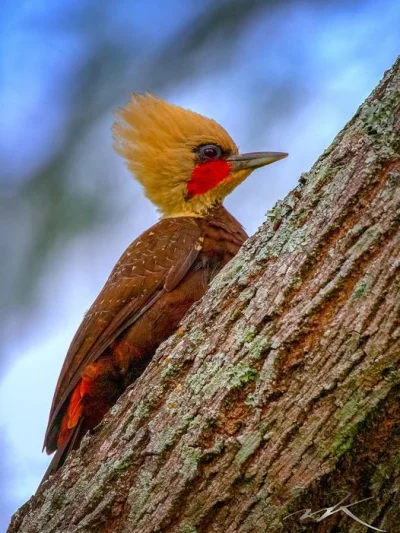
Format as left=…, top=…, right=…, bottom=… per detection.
left=9, top=57, right=400, bottom=533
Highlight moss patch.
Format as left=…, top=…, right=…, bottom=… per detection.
left=226, top=362, right=259, bottom=389
left=361, top=89, right=400, bottom=154
left=351, top=274, right=374, bottom=300
left=179, top=526, right=198, bottom=533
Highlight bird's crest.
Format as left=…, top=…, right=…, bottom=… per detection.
left=113, top=94, right=239, bottom=216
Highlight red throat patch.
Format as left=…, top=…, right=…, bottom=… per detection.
left=187, top=160, right=232, bottom=198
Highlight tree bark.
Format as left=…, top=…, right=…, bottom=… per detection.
left=9, top=57, right=400, bottom=533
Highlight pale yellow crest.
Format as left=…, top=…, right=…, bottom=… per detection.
left=113, top=94, right=243, bottom=217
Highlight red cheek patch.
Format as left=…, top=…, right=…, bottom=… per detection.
left=187, top=160, right=232, bottom=198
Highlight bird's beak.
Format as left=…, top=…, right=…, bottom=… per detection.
left=226, top=151, right=288, bottom=172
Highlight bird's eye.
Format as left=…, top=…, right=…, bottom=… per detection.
left=199, top=144, right=222, bottom=161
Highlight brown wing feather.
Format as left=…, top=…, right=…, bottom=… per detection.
left=44, top=217, right=202, bottom=452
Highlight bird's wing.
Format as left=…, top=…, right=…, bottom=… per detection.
left=44, top=217, right=202, bottom=452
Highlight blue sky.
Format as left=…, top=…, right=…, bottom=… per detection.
left=1, top=0, right=399, bottom=529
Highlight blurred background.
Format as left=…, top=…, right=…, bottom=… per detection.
left=0, top=0, right=399, bottom=528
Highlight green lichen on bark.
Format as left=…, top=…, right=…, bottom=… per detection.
left=113, top=450, right=134, bottom=474
left=361, top=88, right=400, bottom=151
left=161, top=360, right=180, bottom=378
left=179, top=445, right=202, bottom=476
left=226, top=362, right=259, bottom=389
left=235, top=430, right=263, bottom=464
left=351, top=274, right=374, bottom=299
left=179, top=525, right=198, bottom=533
left=127, top=471, right=154, bottom=523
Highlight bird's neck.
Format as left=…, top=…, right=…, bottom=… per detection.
left=163, top=203, right=248, bottom=242
left=161, top=202, right=223, bottom=220
left=197, top=204, right=248, bottom=248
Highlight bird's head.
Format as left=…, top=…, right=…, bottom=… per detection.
left=113, top=94, right=287, bottom=217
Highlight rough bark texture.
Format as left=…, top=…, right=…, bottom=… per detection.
left=9, top=58, right=400, bottom=533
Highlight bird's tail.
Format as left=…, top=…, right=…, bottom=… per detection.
left=39, top=418, right=84, bottom=486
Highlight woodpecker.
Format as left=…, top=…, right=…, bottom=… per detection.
left=42, top=94, right=287, bottom=480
